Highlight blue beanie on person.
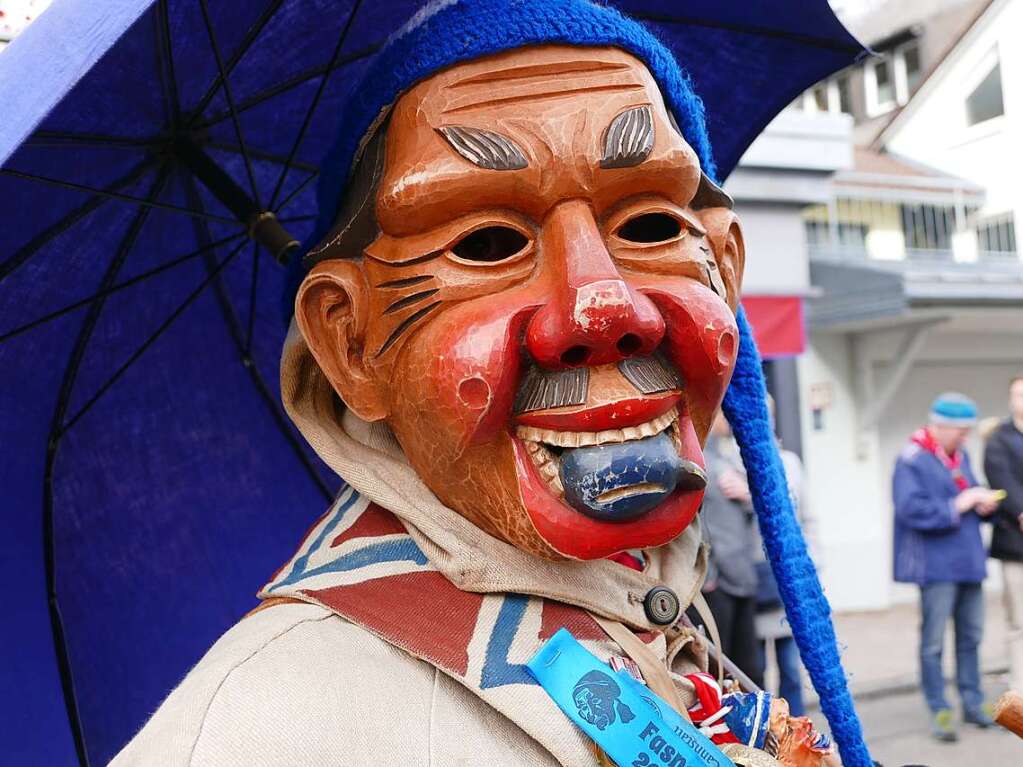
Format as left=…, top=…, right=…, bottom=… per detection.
left=292, top=1, right=871, bottom=763
left=929, top=392, right=978, bottom=426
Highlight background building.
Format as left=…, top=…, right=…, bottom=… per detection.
left=725, top=109, right=853, bottom=457
left=791, top=0, right=1023, bottom=610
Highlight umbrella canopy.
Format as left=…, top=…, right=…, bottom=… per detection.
left=0, top=1, right=865, bottom=763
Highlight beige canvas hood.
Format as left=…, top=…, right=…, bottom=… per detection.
left=279, top=320, right=707, bottom=632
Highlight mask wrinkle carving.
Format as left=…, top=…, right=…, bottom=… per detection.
left=376, top=275, right=435, bottom=289
left=443, top=82, right=646, bottom=115
left=375, top=302, right=442, bottom=357
left=369, top=250, right=444, bottom=268
left=451, top=59, right=632, bottom=87
left=383, top=288, right=442, bottom=315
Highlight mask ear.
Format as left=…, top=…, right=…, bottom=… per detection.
left=295, top=260, right=388, bottom=421
left=691, top=174, right=744, bottom=311
left=699, top=209, right=744, bottom=311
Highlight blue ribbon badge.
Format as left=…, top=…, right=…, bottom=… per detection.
left=527, top=628, right=736, bottom=767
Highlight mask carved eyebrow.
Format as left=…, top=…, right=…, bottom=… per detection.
left=436, top=126, right=528, bottom=170
left=600, top=105, right=654, bottom=169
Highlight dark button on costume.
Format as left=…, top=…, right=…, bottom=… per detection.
left=643, top=585, right=680, bottom=625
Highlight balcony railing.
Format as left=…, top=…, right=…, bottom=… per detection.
left=804, top=198, right=1020, bottom=269
left=808, top=243, right=1023, bottom=276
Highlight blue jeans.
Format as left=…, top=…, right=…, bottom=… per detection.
left=759, top=636, right=805, bottom=716
left=919, top=581, right=984, bottom=713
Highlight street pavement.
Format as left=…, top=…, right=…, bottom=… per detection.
left=763, top=589, right=1022, bottom=764
left=857, top=676, right=1020, bottom=766
left=828, top=591, right=1009, bottom=700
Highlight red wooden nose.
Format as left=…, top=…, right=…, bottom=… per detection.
left=525, top=201, right=665, bottom=369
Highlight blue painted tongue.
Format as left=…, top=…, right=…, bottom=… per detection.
left=559, top=432, right=685, bottom=521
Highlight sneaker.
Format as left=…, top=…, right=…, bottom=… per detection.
left=963, top=703, right=995, bottom=728
left=931, top=709, right=958, bottom=742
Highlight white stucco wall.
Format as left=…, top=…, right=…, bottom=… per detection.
left=884, top=0, right=1023, bottom=230
left=732, top=203, right=813, bottom=295
left=798, top=334, right=891, bottom=611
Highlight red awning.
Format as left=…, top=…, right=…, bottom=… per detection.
left=742, top=296, right=805, bottom=358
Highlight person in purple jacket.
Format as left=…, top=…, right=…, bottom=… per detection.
left=892, top=392, right=1001, bottom=742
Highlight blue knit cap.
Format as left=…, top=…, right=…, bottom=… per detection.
left=929, top=392, right=978, bottom=426
left=299, top=2, right=870, bottom=763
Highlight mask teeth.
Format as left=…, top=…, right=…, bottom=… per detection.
left=523, top=440, right=565, bottom=497
left=515, top=409, right=678, bottom=448
left=520, top=410, right=684, bottom=499
left=669, top=417, right=683, bottom=453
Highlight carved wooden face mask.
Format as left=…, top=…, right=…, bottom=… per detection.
left=298, top=45, right=745, bottom=560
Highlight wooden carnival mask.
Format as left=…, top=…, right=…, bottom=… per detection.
left=297, top=45, right=744, bottom=560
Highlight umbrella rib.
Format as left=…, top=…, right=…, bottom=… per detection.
left=244, top=240, right=259, bottom=354
left=273, top=169, right=319, bottom=215
left=630, top=13, right=865, bottom=54
left=0, top=231, right=246, bottom=345
left=205, top=141, right=319, bottom=174
left=0, top=160, right=155, bottom=283
left=183, top=175, right=335, bottom=501
left=269, top=0, right=365, bottom=209
left=186, top=0, right=285, bottom=125
left=0, top=168, right=238, bottom=224
left=189, top=43, right=380, bottom=132
left=278, top=214, right=316, bottom=225
left=25, top=131, right=159, bottom=148
left=43, top=166, right=173, bottom=767
left=59, top=240, right=248, bottom=436
left=199, top=0, right=263, bottom=210
left=156, top=0, right=183, bottom=124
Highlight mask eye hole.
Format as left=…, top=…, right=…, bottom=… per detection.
left=616, top=212, right=683, bottom=244
left=450, top=226, right=529, bottom=263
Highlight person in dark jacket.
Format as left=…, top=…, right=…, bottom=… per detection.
left=983, top=374, right=1023, bottom=695
left=892, top=392, right=1001, bottom=742
left=700, top=413, right=765, bottom=688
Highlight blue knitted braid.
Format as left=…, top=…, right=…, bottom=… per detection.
left=722, top=307, right=872, bottom=766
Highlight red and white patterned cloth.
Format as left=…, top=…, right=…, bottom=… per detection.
left=685, top=672, right=741, bottom=745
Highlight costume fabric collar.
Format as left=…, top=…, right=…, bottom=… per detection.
left=260, top=486, right=694, bottom=766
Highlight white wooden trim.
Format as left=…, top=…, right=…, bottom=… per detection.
left=876, top=0, right=1010, bottom=146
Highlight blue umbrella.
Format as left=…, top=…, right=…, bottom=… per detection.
left=0, top=1, right=865, bottom=763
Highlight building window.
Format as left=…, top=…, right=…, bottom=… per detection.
left=977, top=213, right=1017, bottom=256
left=902, top=42, right=922, bottom=93
left=811, top=82, right=829, bottom=112
left=865, top=57, right=897, bottom=116
left=874, top=60, right=894, bottom=106
left=864, top=42, right=922, bottom=117
left=804, top=207, right=869, bottom=258
left=835, top=74, right=853, bottom=114
left=900, top=204, right=956, bottom=255
left=965, top=58, right=1004, bottom=126
left=801, top=76, right=854, bottom=115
